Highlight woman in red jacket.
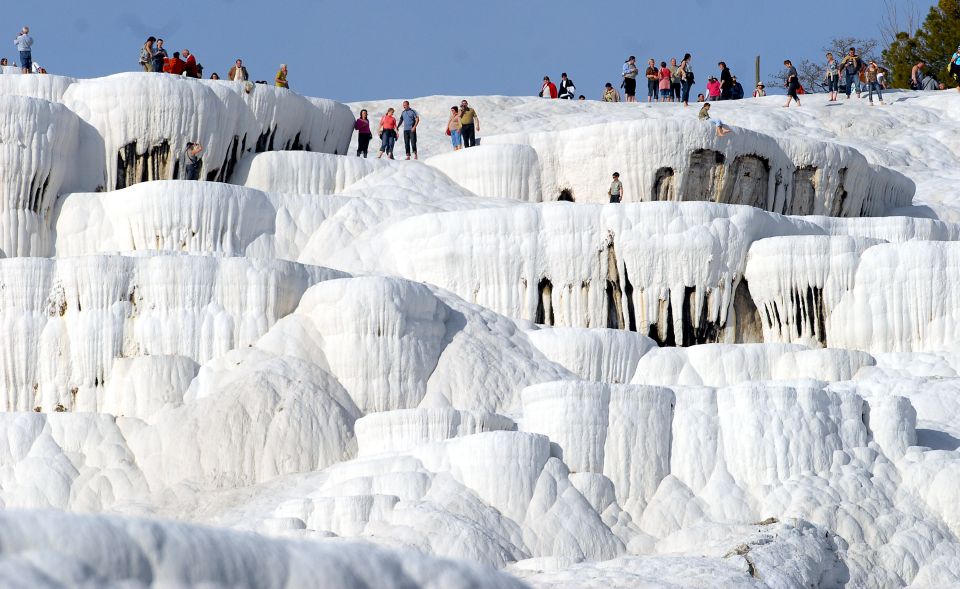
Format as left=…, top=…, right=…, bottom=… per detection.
left=539, top=76, right=558, bottom=98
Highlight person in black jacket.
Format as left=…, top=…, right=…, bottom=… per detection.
left=558, top=72, right=576, bottom=99
left=718, top=61, right=733, bottom=100
left=730, top=76, right=744, bottom=100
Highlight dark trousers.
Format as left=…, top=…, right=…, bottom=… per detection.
left=403, top=130, right=417, bottom=155
left=462, top=123, right=476, bottom=148
left=357, top=132, right=372, bottom=157
left=184, top=162, right=201, bottom=181
left=672, top=82, right=681, bottom=100
left=720, top=88, right=732, bottom=100
left=680, top=80, right=691, bottom=103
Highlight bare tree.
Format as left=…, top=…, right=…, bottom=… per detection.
left=880, top=0, right=921, bottom=47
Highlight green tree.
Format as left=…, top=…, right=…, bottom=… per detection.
left=882, top=0, right=960, bottom=88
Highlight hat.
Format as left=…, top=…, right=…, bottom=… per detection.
left=757, top=82, right=764, bottom=87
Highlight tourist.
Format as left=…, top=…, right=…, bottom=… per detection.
left=698, top=103, right=732, bottom=137
left=558, top=73, right=576, bottom=99
left=602, top=82, right=621, bottom=102
left=825, top=53, right=840, bottom=101
left=377, top=107, right=398, bottom=159
left=622, top=56, right=638, bottom=102
left=152, top=39, right=168, bottom=75
left=210, top=72, right=220, bottom=80
left=459, top=100, right=479, bottom=148
left=170, top=52, right=188, bottom=75
left=645, top=59, right=659, bottom=102
left=865, top=61, right=885, bottom=105
left=670, top=58, right=682, bottom=102
left=182, top=49, right=199, bottom=78
left=140, top=37, right=156, bottom=72
left=679, top=53, right=694, bottom=106
left=839, top=47, right=862, bottom=99
left=706, top=76, right=721, bottom=101
left=608, top=172, right=623, bottom=203
left=183, top=142, right=203, bottom=180
left=718, top=61, right=733, bottom=100
left=731, top=76, right=744, bottom=100
left=447, top=106, right=462, bottom=151
left=697, top=93, right=706, bottom=102
left=783, top=60, right=801, bottom=107
left=910, top=61, right=925, bottom=90
left=539, top=76, right=558, bottom=98
left=877, top=66, right=888, bottom=89
left=753, top=82, right=766, bottom=97
left=398, top=100, right=420, bottom=160
left=275, top=64, right=289, bottom=88
left=228, top=59, right=248, bottom=82
left=658, top=61, right=672, bottom=102
left=354, top=109, right=372, bottom=158
left=14, top=26, right=33, bottom=74
left=578, top=95, right=586, bottom=100
left=921, top=74, right=939, bottom=91
left=951, top=45, right=960, bottom=92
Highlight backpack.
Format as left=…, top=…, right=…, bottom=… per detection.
left=686, top=70, right=695, bottom=85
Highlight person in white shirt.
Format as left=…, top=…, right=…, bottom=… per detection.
left=14, top=26, right=33, bottom=74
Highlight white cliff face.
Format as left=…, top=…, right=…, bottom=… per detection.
left=1, top=76, right=960, bottom=587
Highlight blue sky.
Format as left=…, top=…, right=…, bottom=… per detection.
left=4, top=0, right=935, bottom=101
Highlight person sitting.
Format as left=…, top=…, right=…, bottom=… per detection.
left=921, top=74, right=939, bottom=91
left=168, top=52, right=187, bottom=75
left=698, top=103, right=732, bottom=137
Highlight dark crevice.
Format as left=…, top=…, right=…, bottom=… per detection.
left=116, top=140, right=171, bottom=190
left=652, top=167, right=675, bottom=201
left=535, top=278, right=554, bottom=326
left=623, top=268, right=637, bottom=332
left=558, top=188, right=575, bottom=202
left=605, top=242, right=625, bottom=329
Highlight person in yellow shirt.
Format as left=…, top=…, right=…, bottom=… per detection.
left=275, top=64, right=289, bottom=89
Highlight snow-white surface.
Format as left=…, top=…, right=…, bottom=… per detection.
left=1, top=74, right=960, bottom=586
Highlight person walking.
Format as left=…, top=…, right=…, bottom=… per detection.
left=645, top=59, right=659, bottom=102
left=658, top=62, right=672, bottom=102
left=679, top=53, right=694, bottom=106
left=539, top=76, right=558, bottom=98
left=753, top=82, right=766, bottom=97
left=183, top=142, right=203, bottom=180
left=354, top=109, right=372, bottom=158
left=670, top=58, right=683, bottom=102
left=698, top=103, right=732, bottom=137
left=718, top=62, right=733, bottom=100
left=602, top=82, right=621, bottom=102
left=275, top=64, right=289, bottom=88
left=825, top=53, right=840, bottom=101
left=839, top=47, right=863, bottom=99
left=866, top=61, right=885, bottom=105
left=910, top=61, right=925, bottom=90
left=151, top=39, right=168, bottom=75
left=783, top=59, right=801, bottom=107
left=398, top=100, right=420, bottom=160
left=706, top=76, right=721, bottom=101
left=608, top=172, right=623, bottom=203
left=447, top=106, right=463, bottom=151
left=228, top=59, right=249, bottom=82
left=14, top=26, right=33, bottom=74
left=558, top=73, right=576, bottom=99
left=377, top=107, right=398, bottom=159
left=459, top=100, right=479, bottom=148
left=622, top=56, right=638, bottom=102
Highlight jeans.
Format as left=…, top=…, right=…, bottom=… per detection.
left=845, top=72, right=858, bottom=96
left=184, top=162, right=201, bottom=181
left=450, top=129, right=462, bottom=148
left=868, top=82, right=883, bottom=102
left=680, top=80, right=691, bottom=103
left=827, top=77, right=839, bottom=93
left=357, top=132, right=371, bottom=157
left=461, top=123, right=476, bottom=148
left=19, top=51, right=31, bottom=71
left=672, top=82, right=681, bottom=100
left=380, top=130, right=397, bottom=156
left=647, top=79, right=658, bottom=99
left=403, top=130, right=417, bottom=156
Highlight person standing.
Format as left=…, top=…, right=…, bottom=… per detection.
left=645, top=58, right=659, bottom=102
left=539, top=76, right=558, bottom=98
left=670, top=58, right=683, bottom=102
left=602, top=82, right=621, bottom=102
left=866, top=61, right=885, bottom=105
left=679, top=53, right=694, bottom=106
left=377, top=108, right=398, bottom=159
left=951, top=45, right=960, bottom=93
left=152, top=38, right=168, bottom=75
left=558, top=73, right=576, bottom=99
left=228, top=59, right=249, bottom=82
left=354, top=109, right=372, bottom=158
left=14, top=26, right=33, bottom=74
left=447, top=106, right=462, bottom=151
left=783, top=60, right=801, bottom=107
left=182, top=49, right=199, bottom=77
left=706, top=76, right=721, bottom=101
left=608, top=172, right=623, bottom=203
left=839, top=47, right=862, bottom=99
left=825, top=53, right=840, bottom=101
left=718, top=62, right=733, bottom=100
left=139, top=37, right=156, bottom=71
left=658, top=62, right=672, bottom=102
left=183, top=142, right=203, bottom=180
left=753, top=82, right=766, bottom=97
left=731, top=76, right=744, bottom=100
left=275, top=64, right=289, bottom=88
left=459, top=100, right=479, bottom=148
left=622, top=56, right=638, bottom=102
left=398, top=100, right=420, bottom=160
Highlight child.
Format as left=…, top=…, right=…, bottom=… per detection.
left=698, top=103, right=732, bottom=137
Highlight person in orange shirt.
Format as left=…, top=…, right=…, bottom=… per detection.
left=377, top=107, right=398, bottom=159
left=168, top=52, right=187, bottom=75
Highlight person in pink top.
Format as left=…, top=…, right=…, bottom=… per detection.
left=377, top=108, right=398, bottom=159
left=658, top=61, right=672, bottom=102
left=354, top=109, right=372, bottom=158
left=706, top=76, right=721, bottom=101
